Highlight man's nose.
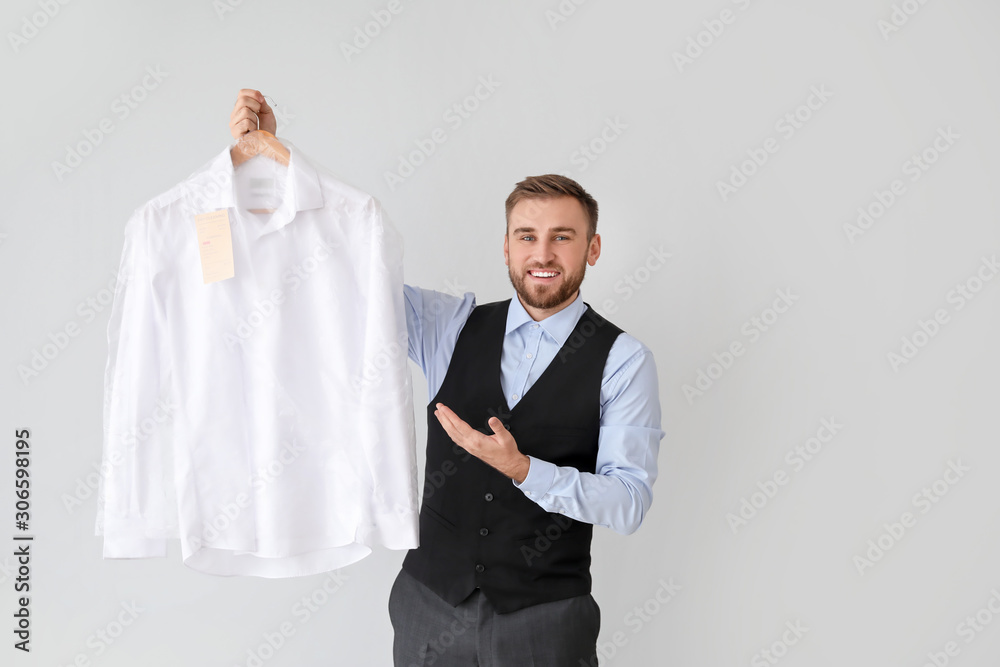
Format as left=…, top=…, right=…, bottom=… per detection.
left=533, top=240, right=557, bottom=262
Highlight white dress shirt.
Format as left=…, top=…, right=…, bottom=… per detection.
left=403, top=286, right=664, bottom=535
left=96, top=139, right=419, bottom=577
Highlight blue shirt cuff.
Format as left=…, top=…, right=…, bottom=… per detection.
left=512, top=455, right=556, bottom=500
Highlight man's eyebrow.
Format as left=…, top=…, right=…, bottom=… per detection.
left=511, top=226, right=578, bottom=235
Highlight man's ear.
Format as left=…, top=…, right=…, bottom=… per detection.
left=503, top=232, right=509, bottom=266
left=588, top=233, right=601, bottom=266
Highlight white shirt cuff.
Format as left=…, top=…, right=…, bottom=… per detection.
left=103, top=537, right=167, bottom=559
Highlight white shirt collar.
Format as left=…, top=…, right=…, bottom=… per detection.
left=505, top=289, right=586, bottom=346
left=201, top=137, right=325, bottom=238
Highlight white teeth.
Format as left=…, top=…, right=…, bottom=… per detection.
left=530, top=271, right=558, bottom=277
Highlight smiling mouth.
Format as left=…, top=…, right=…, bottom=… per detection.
left=527, top=269, right=560, bottom=282
left=528, top=269, right=559, bottom=284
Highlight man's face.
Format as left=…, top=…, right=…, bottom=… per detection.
left=503, top=195, right=600, bottom=319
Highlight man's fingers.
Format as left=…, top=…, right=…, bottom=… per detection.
left=234, top=89, right=264, bottom=116
left=230, top=108, right=259, bottom=137
left=486, top=417, right=513, bottom=446
left=231, top=93, right=262, bottom=118
left=434, top=404, right=460, bottom=437
left=230, top=100, right=261, bottom=139
left=236, top=88, right=264, bottom=103
left=230, top=89, right=275, bottom=139
left=433, top=406, right=522, bottom=479
left=257, top=97, right=274, bottom=118
left=435, top=403, right=478, bottom=448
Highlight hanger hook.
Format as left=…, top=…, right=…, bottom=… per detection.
left=253, top=95, right=279, bottom=132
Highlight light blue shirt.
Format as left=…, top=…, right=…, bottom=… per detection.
left=404, top=284, right=664, bottom=535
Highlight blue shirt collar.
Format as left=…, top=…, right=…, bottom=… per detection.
left=505, top=289, right=586, bottom=346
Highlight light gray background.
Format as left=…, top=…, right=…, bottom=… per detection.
left=3, top=1, right=1000, bottom=665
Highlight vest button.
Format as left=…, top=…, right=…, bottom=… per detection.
left=475, top=563, right=485, bottom=573
left=479, top=528, right=489, bottom=536
left=484, top=493, right=494, bottom=502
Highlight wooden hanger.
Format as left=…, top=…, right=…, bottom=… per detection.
left=230, top=96, right=290, bottom=168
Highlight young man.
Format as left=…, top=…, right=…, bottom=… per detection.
left=229, top=90, right=664, bottom=666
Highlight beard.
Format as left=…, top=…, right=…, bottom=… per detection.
left=507, top=257, right=587, bottom=311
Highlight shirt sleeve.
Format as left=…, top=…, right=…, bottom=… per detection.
left=402, top=284, right=476, bottom=398
left=96, top=208, right=177, bottom=558
left=512, top=341, right=664, bottom=535
left=356, top=198, right=419, bottom=547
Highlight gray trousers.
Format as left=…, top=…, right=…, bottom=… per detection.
left=388, top=568, right=601, bottom=667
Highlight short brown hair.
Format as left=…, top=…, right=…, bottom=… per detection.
left=505, top=174, right=598, bottom=241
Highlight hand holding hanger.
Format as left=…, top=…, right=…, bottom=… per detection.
left=229, top=88, right=289, bottom=167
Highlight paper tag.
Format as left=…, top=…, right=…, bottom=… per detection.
left=194, top=209, right=235, bottom=284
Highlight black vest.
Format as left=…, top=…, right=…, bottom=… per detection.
left=402, top=297, right=624, bottom=613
